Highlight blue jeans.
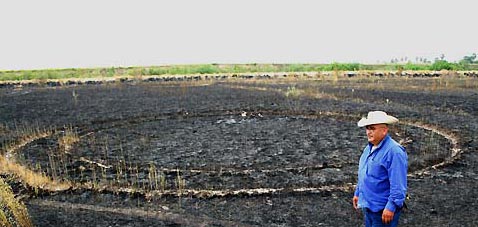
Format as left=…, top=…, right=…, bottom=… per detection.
left=362, top=208, right=401, bottom=227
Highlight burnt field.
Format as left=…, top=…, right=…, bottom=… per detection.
left=1, top=74, right=477, bottom=226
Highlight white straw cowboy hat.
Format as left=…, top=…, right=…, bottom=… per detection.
left=357, top=111, right=399, bottom=127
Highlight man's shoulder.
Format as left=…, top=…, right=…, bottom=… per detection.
left=385, top=137, right=406, bottom=154
left=383, top=137, right=407, bottom=165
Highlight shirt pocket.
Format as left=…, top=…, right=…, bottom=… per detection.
left=367, top=159, right=387, bottom=180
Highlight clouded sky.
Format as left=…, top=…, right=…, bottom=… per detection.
left=1, top=0, right=476, bottom=70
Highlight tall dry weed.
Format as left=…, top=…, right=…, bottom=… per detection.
left=0, top=177, right=33, bottom=227
left=58, top=126, right=80, bottom=153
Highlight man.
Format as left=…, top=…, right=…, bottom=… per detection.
left=353, top=111, right=408, bottom=227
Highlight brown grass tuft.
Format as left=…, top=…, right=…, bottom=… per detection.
left=0, top=156, right=71, bottom=191
left=0, top=177, right=33, bottom=227
left=58, top=126, right=80, bottom=153
left=0, top=124, right=72, bottom=191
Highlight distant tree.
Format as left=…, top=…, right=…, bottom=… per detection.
left=461, top=53, right=477, bottom=64
left=431, top=59, right=463, bottom=71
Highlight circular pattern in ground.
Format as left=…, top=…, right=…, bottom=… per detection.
left=18, top=113, right=452, bottom=192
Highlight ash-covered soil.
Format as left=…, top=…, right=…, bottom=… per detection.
left=1, top=77, right=477, bottom=226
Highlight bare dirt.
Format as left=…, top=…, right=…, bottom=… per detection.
left=1, top=75, right=477, bottom=226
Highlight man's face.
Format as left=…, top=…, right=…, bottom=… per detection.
left=365, top=124, right=388, bottom=146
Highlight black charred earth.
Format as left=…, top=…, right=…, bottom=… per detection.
left=1, top=74, right=477, bottom=226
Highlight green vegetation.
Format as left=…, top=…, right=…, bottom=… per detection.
left=1, top=62, right=478, bottom=82
left=429, top=60, right=457, bottom=71
left=319, top=62, right=362, bottom=71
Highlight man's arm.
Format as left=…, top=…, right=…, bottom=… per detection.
left=353, top=149, right=365, bottom=210
left=382, top=146, right=407, bottom=224
left=385, top=147, right=408, bottom=212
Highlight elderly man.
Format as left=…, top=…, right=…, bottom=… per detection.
left=353, top=111, right=408, bottom=227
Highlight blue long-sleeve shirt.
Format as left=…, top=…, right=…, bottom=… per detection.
left=354, top=134, right=408, bottom=212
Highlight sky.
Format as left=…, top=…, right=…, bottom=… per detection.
left=1, top=0, right=476, bottom=70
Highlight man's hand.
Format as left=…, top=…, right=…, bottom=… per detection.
left=382, top=208, right=394, bottom=224
left=352, top=196, right=359, bottom=210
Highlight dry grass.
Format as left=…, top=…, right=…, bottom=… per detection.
left=2, top=124, right=52, bottom=156
left=0, top=156, right=71, bottom=191
left=224, top=80, right=339, bottom=101
left=0, top=124, right=70, bottom=227
left=333, top=75, right=477, bottom=92
left=0, top=123, right=8, bottom=134
left=0, top=177, right=33, bottom=227
left=0, top=125, right=72, bottom=191
left=58, top=126, right=80, bottom=153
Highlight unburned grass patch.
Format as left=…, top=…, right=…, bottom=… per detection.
left=0, top=176, right=33, bottom=227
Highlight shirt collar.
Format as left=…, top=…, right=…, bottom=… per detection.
left=368, top=134, right=390, bottom=152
